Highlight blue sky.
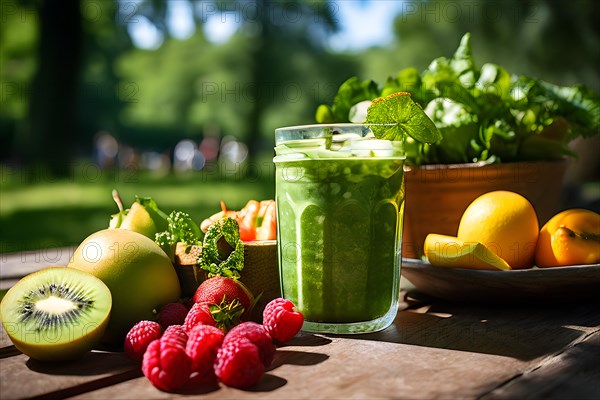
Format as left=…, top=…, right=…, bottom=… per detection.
left=127, top=1, right=406, bottom=51
left=327, top=0, right=406, bottom=51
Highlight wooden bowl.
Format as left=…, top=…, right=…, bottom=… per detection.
left=173, top=241, right=280, bottom=318
left=401, top=258, right=600, bottom=304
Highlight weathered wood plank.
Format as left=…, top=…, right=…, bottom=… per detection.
left=0, top=247, right=75, bottom=281
left=482, top=331, right=600, bottom=400
left=71, top=332, right=529, bottom=400
left=67, top=303, right=600, bottom=400
left=2, top=248, right=599, bottom=399
left=0, top=351, right=139, bottom=400
left=2, top=303, right=599, bottom=400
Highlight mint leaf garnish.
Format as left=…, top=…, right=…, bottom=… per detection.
left=365, top=92, right=442, bottom=144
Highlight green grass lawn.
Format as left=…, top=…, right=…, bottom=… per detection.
left=3, top=162, right=598, bottom=256
left=1, top=166, right=275, bottom=253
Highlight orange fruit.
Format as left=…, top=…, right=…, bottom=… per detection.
left=457, top=191, right=539, bottom=269
left=535, top=209, right=600, bottom=268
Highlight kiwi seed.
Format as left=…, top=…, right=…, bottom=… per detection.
left=18, top=282, right=96, bottom=330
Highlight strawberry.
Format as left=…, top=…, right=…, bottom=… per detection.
left=224, top=322, right=275, bottom=367
left=124, top=320, right=163, bottom=362
left=214, top=337, right=264, bottom=388
left=158, top=302, right=189, bottom=329
left=185, top=298, right=247, bottom=333
left=193, top=276, right=255, bottom=320
left=263, top=298, right=304, bottom=343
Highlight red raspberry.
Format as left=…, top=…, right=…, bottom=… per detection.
left=184, top=302, right=217, bottom=332
left=214, top=338, right=264, bottom=389
left=224, top=322, right=275, bottom=367
left=142, top=339, right=191, bottom=392
left=185, top=324, right=225, bottom=383
left=161, top=325, right=188, bottom=348
left=262, top=298, right=304, bottom=343
left=124, top=320, right=163, bottom=362
left=158, top=302, right=189, bottom=329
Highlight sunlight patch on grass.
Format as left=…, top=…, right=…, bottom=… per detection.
left=1, top=182, right=111, bottom=215
left=1, top=172, right=275, bottom=253
left=1, top=177, right=274, bottom=216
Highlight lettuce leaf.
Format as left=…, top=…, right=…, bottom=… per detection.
left=316, top=76, right=380, bottom=123
left=314, top=32, right=599, bottom=165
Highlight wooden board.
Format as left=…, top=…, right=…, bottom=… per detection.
left=0, top=351, right=140, bottom=400
left=0, top=247, right=75, bottom=290
left=2, top=249, right=599, bottom=399
left=2, top=296, right=599, bottom=399
left=483, top=332, right=600, bottom=399
left=401, top=259, right=600, bottom=304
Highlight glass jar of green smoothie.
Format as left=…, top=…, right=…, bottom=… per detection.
left=274, top=124, right=405, bottom=334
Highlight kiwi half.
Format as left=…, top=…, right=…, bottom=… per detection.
left=0, top=267, right=112, bottom=361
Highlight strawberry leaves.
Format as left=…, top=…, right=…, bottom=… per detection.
left=209, top=298, right=246, bottom=332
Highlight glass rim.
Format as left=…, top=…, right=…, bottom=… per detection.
left=275, top=123, right=396, bottom=133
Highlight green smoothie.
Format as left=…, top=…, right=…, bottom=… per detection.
left=274, top=125, right=405, bottom=333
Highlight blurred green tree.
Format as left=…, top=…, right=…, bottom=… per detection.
left=3, top=0, right=598, bottom=177
left=1, top=0, right=134, bottom=177
left=3, top=0, right=82, bottom=177
left=116, top=0, right=349, bottom=161
left=361, top=0, right=599, bottom=89
left=77, top=0, right=132, bottom=149
left=0, top=0, right=38, bottom=161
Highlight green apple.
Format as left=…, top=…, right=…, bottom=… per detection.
left=68, top=228, right=181, bottom=344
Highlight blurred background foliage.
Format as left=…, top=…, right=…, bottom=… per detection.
left=1, top=0, right=599, bottom=252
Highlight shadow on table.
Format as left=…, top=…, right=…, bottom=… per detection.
left=178, top=334, right=330, bottom=395
left=25, top=350, right=137, bottom=376
left=351, top=294, right=600, bottom=361
left=270, top=349, right=330, bottom=370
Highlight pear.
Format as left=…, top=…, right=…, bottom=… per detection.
left=109, top=189, right=127, bottom=228
left=68, top=228, right=181, bottom=344
left=424, top=233, right=512, bottom=271
left=120, top=201, right=168, bottom=239
left=109, top=191, right=169, bottom=240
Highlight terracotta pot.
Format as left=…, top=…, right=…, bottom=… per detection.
left=402, top=161, right=567, bottom=259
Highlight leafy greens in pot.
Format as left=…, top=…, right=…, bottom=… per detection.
left=316, top=32, right=600, bottom=166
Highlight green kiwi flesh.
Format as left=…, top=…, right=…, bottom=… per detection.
left=0, top=267, right=112, bottom=361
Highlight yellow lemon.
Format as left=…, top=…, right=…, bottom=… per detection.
left=457, top=191, right=539, bottom=269
left=424, top=234, right=512, bottom=270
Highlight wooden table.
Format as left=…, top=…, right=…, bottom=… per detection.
left=1, top=248, right=599, bottom=399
